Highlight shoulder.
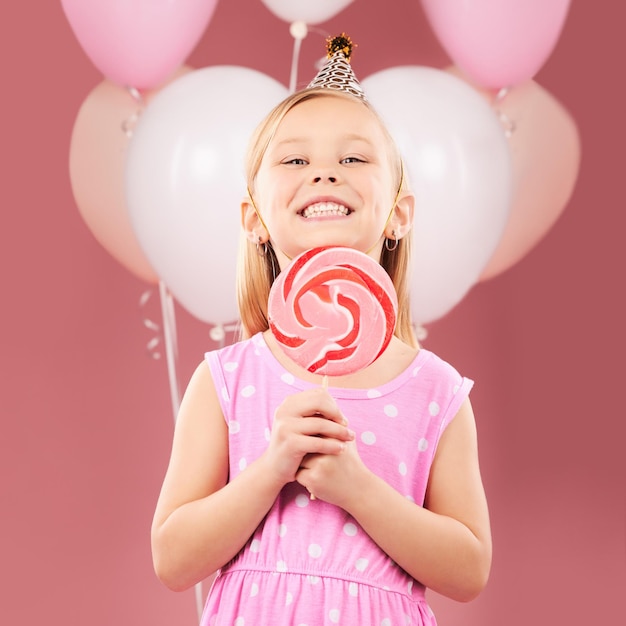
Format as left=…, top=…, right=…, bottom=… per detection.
left=205, top=333, right=261, bottom=365
left=416, top=349, right=473, bottom=393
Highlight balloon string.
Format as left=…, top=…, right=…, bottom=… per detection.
left=289, top=25, right=304, bottom=92
left=140, top=289, right=162, bottom=359
left=121, top=86, right=145, bottom=138
left=492, top=86, right=516, bottom=138
left=158, top=280, right=181, bottom=418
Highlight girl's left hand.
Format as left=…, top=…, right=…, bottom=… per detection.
left=295, top=438, right=370, bottom=508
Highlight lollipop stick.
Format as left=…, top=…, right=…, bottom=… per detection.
left=310, top=375, right=330, bottom=501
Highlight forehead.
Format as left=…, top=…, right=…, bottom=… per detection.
left=272, top=94, right=388, bottom=145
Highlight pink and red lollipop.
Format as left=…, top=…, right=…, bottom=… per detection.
left=268, top=246, right=398, bottom=376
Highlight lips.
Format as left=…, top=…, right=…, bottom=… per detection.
left=299, top=202, right=351, bottom=218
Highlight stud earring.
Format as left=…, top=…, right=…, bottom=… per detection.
left=256, top=236, right=268, bottom=257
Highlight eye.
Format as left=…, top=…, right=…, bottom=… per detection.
left=341, top=156, right=366, bottom=164
left=282, top=157, right=308, bottom=166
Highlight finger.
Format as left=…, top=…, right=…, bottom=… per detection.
left=295, top=433, right=346, bottom=456
left=281, top=388, right=347, bottom=425
left=299, top=417, right=355, bottom=442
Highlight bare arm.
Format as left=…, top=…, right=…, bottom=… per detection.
left=151, top=361, right=354, bottom=591
left=297, top=398, right=492, bottom=602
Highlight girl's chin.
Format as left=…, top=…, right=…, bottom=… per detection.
left=280, top=239, right=383, bottom=261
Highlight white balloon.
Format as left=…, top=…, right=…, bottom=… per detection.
left=363, top=67, right=512, bottom=324
left=260, top=0, right=354, bottom=25
left=126, top=66, right=288, bottom=325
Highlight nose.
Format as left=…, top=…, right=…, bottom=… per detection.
left=311, top=167, right=339, bottom=184
left=313, top=174, right=337, bottom=183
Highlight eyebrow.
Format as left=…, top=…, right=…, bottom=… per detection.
left=273, top=134, right=374, bottom=148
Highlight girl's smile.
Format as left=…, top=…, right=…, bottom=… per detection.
left=298, top=197, right=352, bottom=219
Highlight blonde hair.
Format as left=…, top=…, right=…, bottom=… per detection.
left=237, top=88, right=416, bottom=348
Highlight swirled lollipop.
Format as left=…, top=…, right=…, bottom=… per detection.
left=268, top=246, right=398, bottom=376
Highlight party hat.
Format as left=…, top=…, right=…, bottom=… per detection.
left=307, top=33, right=366, bottom=101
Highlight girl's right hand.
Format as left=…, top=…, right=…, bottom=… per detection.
left=263, top=387, right=355, bottom=485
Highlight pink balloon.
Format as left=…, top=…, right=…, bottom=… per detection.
left=443, top=69, right=580, bottom=280
left=69, top=67, right=192, bottom=283
left=61, top=0, right=217, bottom=89
left=421, top=0, right=571, bottom=88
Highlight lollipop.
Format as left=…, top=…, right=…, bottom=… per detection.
left=268, top=246, right=398, bottom=376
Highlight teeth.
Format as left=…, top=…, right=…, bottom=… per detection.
left=301, top=202, right=350, bottom=218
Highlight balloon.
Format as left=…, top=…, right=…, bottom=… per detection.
left=444, top=68, right=580, bottom=280
left=69, top=67, right=191, bottom=284
left=126, top=67, right=289, bottom=325
left=363, top=67, right=512, bottom=324
left=421, top=0, right=571, bottom=89
left=61, top=0, right=218, bottom=89
left=260, top=0, right=354, bottom=25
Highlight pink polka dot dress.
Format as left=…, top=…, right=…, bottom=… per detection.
left=201, top=333, right=473, bottom=625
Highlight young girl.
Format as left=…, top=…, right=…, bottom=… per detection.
left=152, top=35, right=491, bottom=625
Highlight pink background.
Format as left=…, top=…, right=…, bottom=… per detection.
left=2, top=1, right=624, bottom=624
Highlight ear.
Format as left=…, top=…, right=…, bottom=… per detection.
left=241, top=195, right=269, bottom=244
left=384, top=189, right=415, bottom=241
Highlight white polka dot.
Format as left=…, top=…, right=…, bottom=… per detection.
left=453, top=384, right=460, bottom=393
left=281, top=372, right=295, bottom=385
left=238, top=458, right=247, bottom=471
left=229, top=420, right=241, bottom=434
left=355, top=557, right=369, bottom=572
left=361, top=431, right=376, bottom=445
left=277, top=560, right=288, bottom=572
left=329, top=609, right=340, bottom=623
left=250, top=539, right=261, bottom=552
left=407, top=579, right=413, bottom=594
left=412, top=366, right=421, bottom=377
left=428, top=401, right=440, bottom=416
left=405, top=495, right=415, bottom=503
left=278, top=524, right=287, bottom=537
left=241, top=385, right=256, bottom=398
left=221, top=387, right=229, bottom=402
left=384, top=404, right=398, bottom=417
left=250, top=583, right=259, bottom=597
left=264, top=427, right=271, bottom=442
left=295, top=493, right=310, bottom=507
left=381, top=619, right=391, bottom=626
left=343, top=522, right=358, bottom=536
left=398, top=461, right=407, bottom=476
left=367, top=389, right=382, bottom=398
left=307, top=575, right=321, bottom=585
left=348, top=582, right=359, bottom=596
left=418, top=437, right=429, bottom=452
left=308, top=544, right=322, bottom=558
left=224, top=361, right=238, bottom=372
left=286, top=592, right=293, bottom=606
left=234, top=618, right=244, bottom=626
